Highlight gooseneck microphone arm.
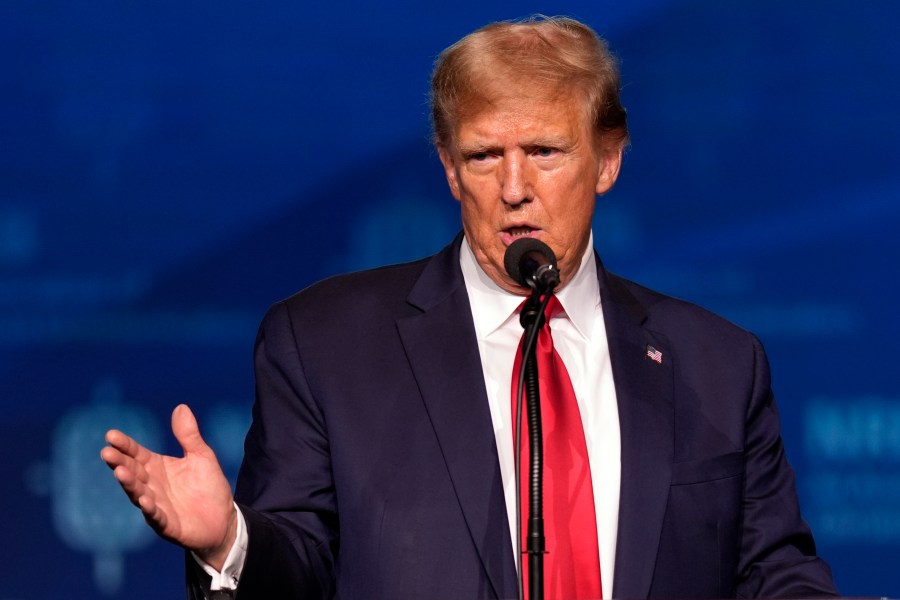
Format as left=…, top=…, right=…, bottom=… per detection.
left=516, top=291, right=550, bottom=600
left=505, top=238, right=559, bottom=600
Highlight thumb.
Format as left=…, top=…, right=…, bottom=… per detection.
left=171, top=404, right=210, bottom=456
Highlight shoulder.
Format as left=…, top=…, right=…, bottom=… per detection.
left=604, top=271, right=767, bottom=383
left=612, top=273, right=760, bottom=347
left=292, top=256, right=431, bottom=310
left=259, top=256, right=433, bottom=335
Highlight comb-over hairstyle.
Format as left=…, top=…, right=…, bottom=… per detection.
left=430, top=15, right=629, bottom=148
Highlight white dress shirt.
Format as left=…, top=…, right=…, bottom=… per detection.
left=202, top=234, right=622, bottom=598
left=459, top=234, right=621, bottom=599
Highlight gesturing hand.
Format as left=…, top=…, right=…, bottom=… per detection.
left=101, top=404, right=238, bottom=571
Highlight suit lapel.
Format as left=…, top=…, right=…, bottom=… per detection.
left=396, top=236, right=517, bottom=599
left=599, top=265, right=675, bottom=599
left=393, top=241, right=675, bottom=598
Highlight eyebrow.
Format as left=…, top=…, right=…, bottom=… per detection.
left=456, top=135, right=573, bottom=155
left=524, top=135, right=573, bottom=150
left=456, top=142, right=495, bottom=154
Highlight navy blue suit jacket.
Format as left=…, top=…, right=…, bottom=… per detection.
left=197, top=235, right=836, bottom=599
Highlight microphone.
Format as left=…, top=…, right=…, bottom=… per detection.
left=504, top=238, right=560, bottom=292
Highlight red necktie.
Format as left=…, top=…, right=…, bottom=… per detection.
left=511, top=296, right=602, bottom=600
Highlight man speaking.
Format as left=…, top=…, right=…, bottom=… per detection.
left=101, top=15, right=838, bottom=599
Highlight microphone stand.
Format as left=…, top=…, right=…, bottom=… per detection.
left=515, top=289, right=551, bottom=600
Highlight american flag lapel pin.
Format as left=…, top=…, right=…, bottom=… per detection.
left=645, top=344, right=663, bottom=364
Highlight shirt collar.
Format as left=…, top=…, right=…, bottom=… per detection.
left=460, top=233, right=601, bottom=341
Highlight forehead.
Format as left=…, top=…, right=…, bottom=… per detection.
left=453, top=90, right=592, bottom=145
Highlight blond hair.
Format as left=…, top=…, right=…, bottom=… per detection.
left=430, top=15, right=628, bottom=147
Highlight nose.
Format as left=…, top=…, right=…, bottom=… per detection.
left=500, top=152, right=531, bottom=206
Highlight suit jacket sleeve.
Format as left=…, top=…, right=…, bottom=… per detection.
left=734, top=334, right=836, bottom=597
left=185, top=241, right=513, bottom=600
left=189, top=300, right=337, bottom=598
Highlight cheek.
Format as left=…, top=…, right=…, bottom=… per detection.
left=459, top=201, right=492, bottom=242
left=553, top=197, right=594, bottom=244
left=461, top=190, right=497, bottom=222
left=459, top=170, right=500, bottom=201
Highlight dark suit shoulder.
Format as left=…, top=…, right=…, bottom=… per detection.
left=266, top=234, right=465, bottom=334
left=270, top=256, right=432, bottom=326
left=611, top=272, right=758, bottom=346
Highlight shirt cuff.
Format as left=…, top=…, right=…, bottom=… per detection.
left=191, top=503, right=248, bottom=591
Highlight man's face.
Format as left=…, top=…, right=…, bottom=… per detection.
left=438, top=91, right=622, bottom=294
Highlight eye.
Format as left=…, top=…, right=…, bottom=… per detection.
left=533, top=147, right=557, bottom=158
left=471, top=152, right=489, bottom=162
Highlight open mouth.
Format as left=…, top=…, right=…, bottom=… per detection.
left=506, top=226, right=535, bottom=238
left=500, top=225, right=540, bottom=246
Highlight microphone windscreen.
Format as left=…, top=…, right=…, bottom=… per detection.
left=504, top=238, right=556, bottom=286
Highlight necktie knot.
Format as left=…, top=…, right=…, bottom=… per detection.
left=516, top=295, right=564, bottom=322
left=543, top=295, right=564, bottom=320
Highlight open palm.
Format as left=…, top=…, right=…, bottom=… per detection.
left=101, top=404, right=237, bottom=569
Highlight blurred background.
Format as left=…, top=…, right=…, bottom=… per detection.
left=1, top=0, right=898, bottom=597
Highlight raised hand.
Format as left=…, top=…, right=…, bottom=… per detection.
left=101, top=403, right=238, bottom=571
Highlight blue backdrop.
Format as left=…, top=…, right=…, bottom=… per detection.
left=2, top=1, right=898, bottom=597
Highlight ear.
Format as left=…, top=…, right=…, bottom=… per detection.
left=437, top=143, right=462, bottom=202
left=595, top=144, right=623, bottom=195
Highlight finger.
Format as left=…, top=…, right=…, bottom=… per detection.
left=100, top=445, right=128, bottom=470
left=105, top=429, right=153, bottom=463
left=102, top=447, right=151, bottom=485
left=171, top=404, right=210, bottom=456
left=113, top=465, right=149, bottom=506
left=138, top=494, right=168, bottom=534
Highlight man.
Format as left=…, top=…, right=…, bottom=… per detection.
left=102, top=16, right=838, bottom=599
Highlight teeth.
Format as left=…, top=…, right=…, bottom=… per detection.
left=508, top=227, right=532, bottom=237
